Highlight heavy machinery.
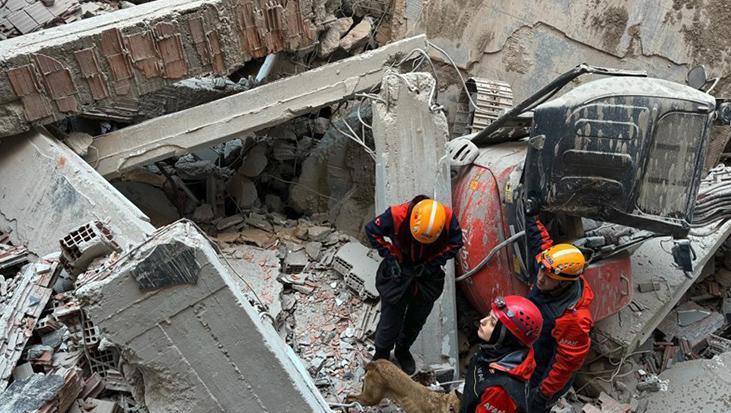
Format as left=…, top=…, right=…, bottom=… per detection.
left=449, top=64, right=731, bottom=327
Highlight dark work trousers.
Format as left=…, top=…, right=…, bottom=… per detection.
left=374, top=290, right=436, bottom=351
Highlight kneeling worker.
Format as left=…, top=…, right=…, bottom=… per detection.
left=460, top=296, right=543, bottom=413
left=365, top=195, right=463, bottom=374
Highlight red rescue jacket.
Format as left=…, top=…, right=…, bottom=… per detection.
left=526, top=215, right=594, bottom=398
left=461, top=346, right=536, bottom=413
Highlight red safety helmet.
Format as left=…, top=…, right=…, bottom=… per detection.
left=492, top=296, right=543, bottom=347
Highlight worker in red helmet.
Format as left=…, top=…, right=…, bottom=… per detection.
left=525, top=211, right=594, bottom=412
left=365, top=195, right=463, bottom=375
left=460, top=295, right=543, bottom=413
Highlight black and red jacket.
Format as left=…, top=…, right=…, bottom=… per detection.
left=365, top=197, right=463, bottom=270
left=525, top=215, right=594, bottom=399
left=460, top=346, right=536, bottom=413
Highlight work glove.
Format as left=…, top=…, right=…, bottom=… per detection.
left=527, top=388, right=549, bottom=413
left=524, top=196, right=542, bottom=216
left=385, top=256, right=402, bottom=282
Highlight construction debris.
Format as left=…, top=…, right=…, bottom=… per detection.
left=89, top=35, right=429, bottom=178
left=77, top=220, right=331, bottom=412
left=643, top=352, right=731, bottom=413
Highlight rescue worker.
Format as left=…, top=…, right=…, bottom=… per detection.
left=460, top=295, right=543, bottom=413
left=525, top=213, right=594, bottom=412
left=365, top=195, right=463, bottom=375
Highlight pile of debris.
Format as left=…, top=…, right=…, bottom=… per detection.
left=211, top=210, right=388, bottom=404
left=110, top=101, right=376, bottom=237
left=0, top=228, right=142, bottom=412
left=571, top=242, right=731, bottom=413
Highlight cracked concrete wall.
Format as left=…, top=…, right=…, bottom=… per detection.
left=413, top=0, right=731, bottom=106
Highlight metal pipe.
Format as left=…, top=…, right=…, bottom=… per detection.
left=255, top=53, right=278, bottom=84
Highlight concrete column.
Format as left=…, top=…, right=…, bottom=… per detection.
left=0, top=128, right=154, bottom=256
left=77, top=221, right=331, bottom=413
left=371, top=71, right=458, bottom=372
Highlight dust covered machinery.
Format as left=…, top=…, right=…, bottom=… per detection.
left=450, top=64, right=729, bottom=320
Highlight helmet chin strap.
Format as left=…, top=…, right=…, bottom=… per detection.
left=481, top=323, right=506, bottom=350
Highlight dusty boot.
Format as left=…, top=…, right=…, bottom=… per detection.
left=394, top=346, right=415, bottom=375
left=372, top=347, right=391, bottom=361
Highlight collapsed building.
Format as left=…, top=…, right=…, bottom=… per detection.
left=1, top=0, right=731, bottom=412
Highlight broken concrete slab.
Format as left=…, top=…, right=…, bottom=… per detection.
left=239, top=144, right=269, bottom=177
left=371, top=70, right=458, bottom=372
left=0, top=129, right=154, bottom=257
left=656, top=302, right=725, bottom=350
left=332, top=241, right=380, bottom=300
left=643, top=352, right=731, bottom=413
left=227, top=175, right=258, bottom=209
left=77, top=221, right=330, bottom=412
left=90, top=35, right=428, bottom=178
left=112, top=180, right=180, bottom=227
left=0, top=0, right=316, bottom=138
left=593, top=221, right=731, bottom=357
left=215, top=214, right=244, bottom=231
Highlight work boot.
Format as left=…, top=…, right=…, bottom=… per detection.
left=394, top=346, right=416, bottom=375
left=372, top=347, right=391, bottom=361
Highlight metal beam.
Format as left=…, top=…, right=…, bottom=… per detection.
left=90, top=35, right=428, bottom=178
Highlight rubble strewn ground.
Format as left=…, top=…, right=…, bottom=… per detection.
left=3, top=0, right=731, bottom=411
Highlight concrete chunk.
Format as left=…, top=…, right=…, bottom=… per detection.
left=0, top=373, right=64, bottom=411
left=77, top=221, right=329, bottom=412
left=0, top=129, right=154, bottom=257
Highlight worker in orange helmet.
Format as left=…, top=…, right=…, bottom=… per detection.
left=365, top=195, right=463, bottom=375
left=525, top=213, right=594, bottom=412
left=460, top=295, right=543, bottom=413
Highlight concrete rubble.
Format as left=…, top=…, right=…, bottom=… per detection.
left=89, top=34, right=428, bottom=178
left=76, top=221, right=331, bottom=412
left=3, top=1, right=731, bottom=412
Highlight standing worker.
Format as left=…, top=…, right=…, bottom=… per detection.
left=460, top=296, right=543, bottom=413
left=365, top=195, right=463, bottom=375
left=525, top=211, right=594, bottom=412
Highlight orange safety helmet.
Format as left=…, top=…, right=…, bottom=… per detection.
left=409, top=199, right=447, bottom=244
left=538, top=244, right=585, bottom=281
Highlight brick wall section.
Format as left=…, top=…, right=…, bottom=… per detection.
left=0, top=0, right=316, bottom=138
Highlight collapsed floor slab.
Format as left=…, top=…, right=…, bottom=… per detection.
left=371, top=71, right=458, bottom=372
left=0, top=0, right=316, bottom=137
left=77, top=221, right=331, bottom=413
left=0, top=128, right=154, bottom=257
left=643, top=352, right=731, bottom=413
left=89, top=34, right=429, bottom=179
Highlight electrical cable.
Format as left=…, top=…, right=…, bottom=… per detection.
left=427, top=40, right=478, bottom=110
